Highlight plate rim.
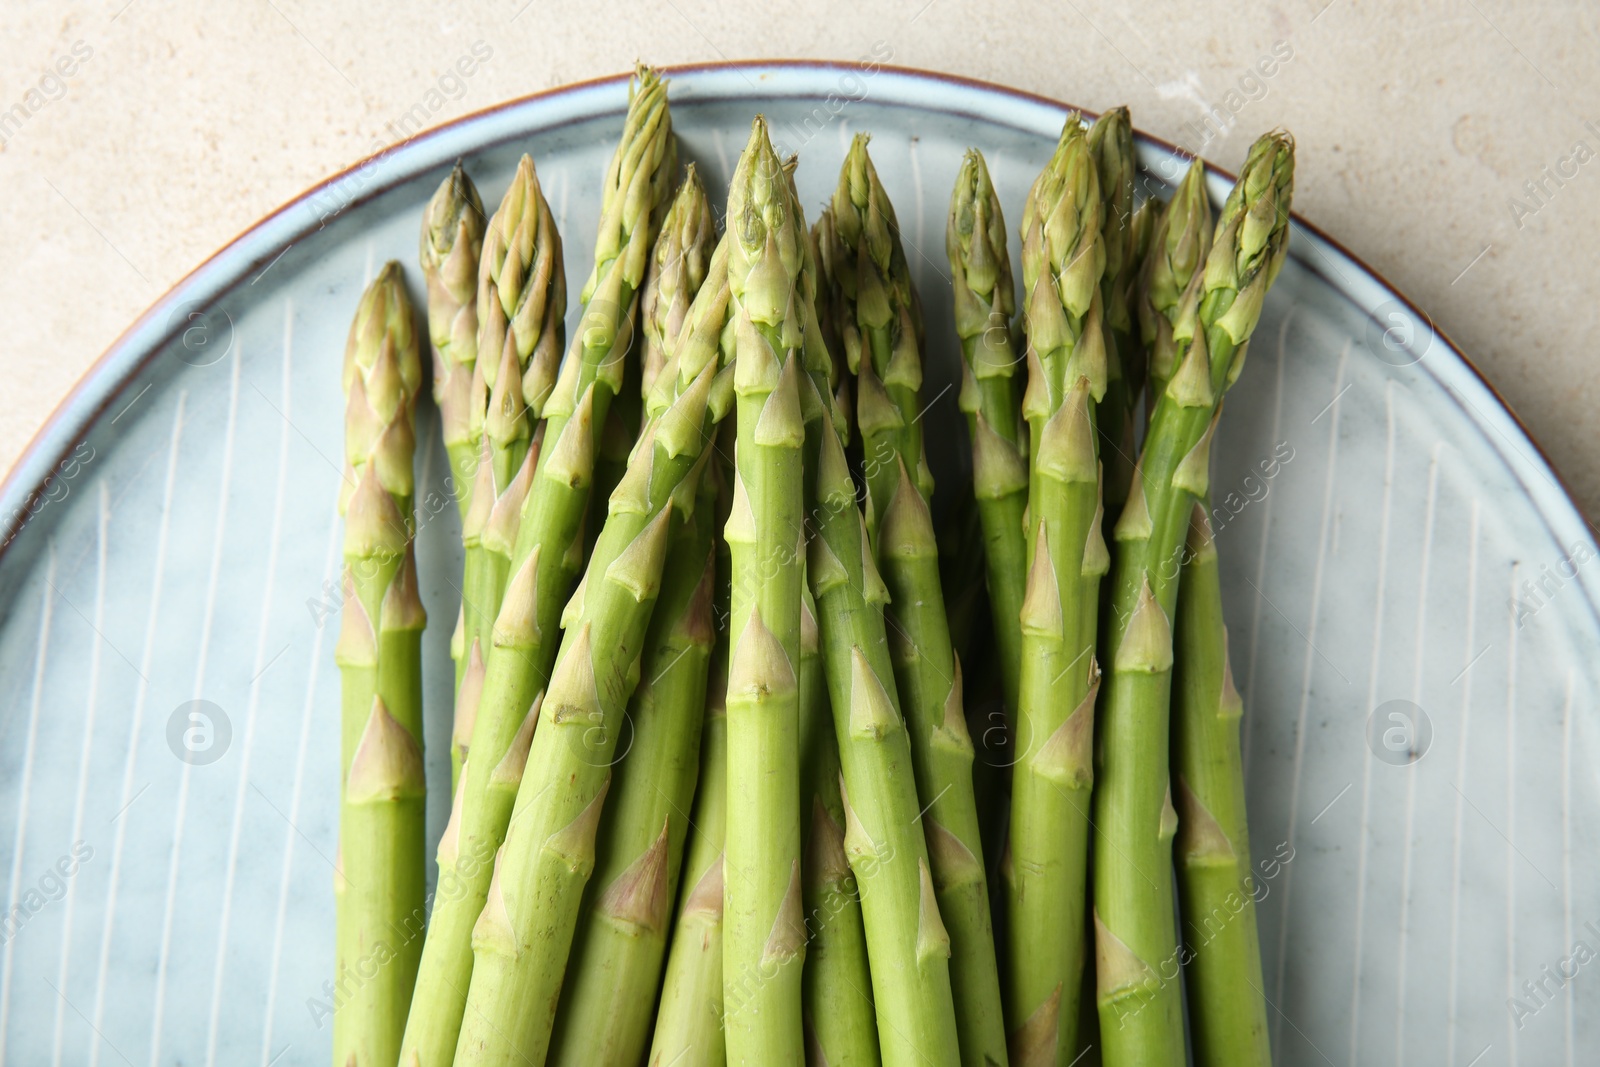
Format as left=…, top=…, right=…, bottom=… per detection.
left=3, top=58, right=1593, bottom=620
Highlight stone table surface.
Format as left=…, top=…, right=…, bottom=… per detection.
left=4, top=0, right=1598, bottom=520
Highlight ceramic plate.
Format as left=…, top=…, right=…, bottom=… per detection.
left=0, top=63, right=1594, bottom=1066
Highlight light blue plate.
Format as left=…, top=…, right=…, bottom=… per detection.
left=0, top=63, right=1593, bottom=1067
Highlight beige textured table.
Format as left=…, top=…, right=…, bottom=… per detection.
left=5, top=1, right=1598, bottom=519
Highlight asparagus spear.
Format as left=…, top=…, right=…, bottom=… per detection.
left=819, top=134, right=931, bottom=537
left=824, top=137, right=1005, bottom=1067
left=943, top=157, right=1019, bottom=937
left=649, top=634, right=730, bottom=1067
left=420, top=161, right=486, bottom=520
left=1005, top=115, right=1108, bottom=1067
left=1173, top=503, right=1271, bottom=1066
left=398, top=69, right=676, bottom=1065
left=720, top=116, right=810, bottom=1066
left=1092, top=132, right=1294, bottom=1065
left=545, top=175, right=722, bottom=1065
left=947, top=149, right=1026, bottom=723
left=799, top=582, right=881, bottom=1066
left=454, top=352, right=731, bottom=1067
left=421, top=161, right=484, bottom=761
left=333, top=262, right=427, bottom=1067
left=1136, top=159, right=1212, bottom=406
left=1086, top=108, right=1138, bottom=522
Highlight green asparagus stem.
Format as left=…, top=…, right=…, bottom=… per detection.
left=333, top=262, right=427, bottom=1067
left=720, top=117, right=810, bottom=1066
left=454, top=352, right=731, bottom=1067
left=546, top=464, right=719, bottom=1066
left=399, top=69, right=676, bottom=1066
left=799, top=582, right=882, bottom=1066
left=819, top=134, right=931, bottom=538
left=936, top=478, right=989, bottom=669
left=1092, top=132, right=1293, bottom=1066
left=947, top=149, right=1026, bottom=724
left=464, top=430, right=541, bottom=781
left=456, top=435, right=493, bottom=696
left=649, top=634, right=730, bottom=1067
left=806, top=400, right=961, bottom=1067
left=593, top=372, right=643, bottom=553
left=940, top=554, right=1008, bottom=909
left=1173, top=503, right=1271, bottom=1066
left=1136, top=159, right=1212, bottom=407
left=1005, top=115, right=1108, bottom=1067
left=1087, top=108, right=1138, bottom=523
left=546, top=175, right=722, bottom=1065
left=421, top=161, right=487, bottom=520
left=955, top=600, right=1012, bottom=934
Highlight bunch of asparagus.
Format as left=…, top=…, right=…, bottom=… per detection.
left=329, top=67, right=1294, bottom=1067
